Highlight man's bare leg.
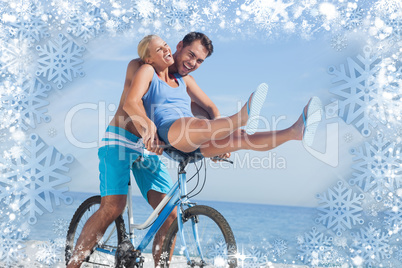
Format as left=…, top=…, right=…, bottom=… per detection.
left=67, top=195, right=127, bottom=268
left=147, top=190, right=177, bottom=267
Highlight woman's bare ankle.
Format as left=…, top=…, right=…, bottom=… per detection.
left=292, top=114, right=304, bottom=141
left=240, top=103, right=249, bottom=126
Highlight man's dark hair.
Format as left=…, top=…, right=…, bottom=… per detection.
left=182, top=32, right=213, bottom=57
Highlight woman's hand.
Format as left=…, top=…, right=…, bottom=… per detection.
left=142, top=121, right=163, bottom=153
left=152, top=139, right=165, bottom=155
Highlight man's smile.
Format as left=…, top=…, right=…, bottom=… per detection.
left=183, top=63, right=193, bottom=71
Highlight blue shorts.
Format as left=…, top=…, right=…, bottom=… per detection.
left=98, top=126, right=172, bottom=202
left=158, top=119, right=203, bottom=156
left=157, top=119, right=176, bottom=146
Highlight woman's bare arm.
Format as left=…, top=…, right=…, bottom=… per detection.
left=122, top=64, right=159, bottom=150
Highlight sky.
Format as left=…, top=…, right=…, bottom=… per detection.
left=32, top=31, right=371, bottom=207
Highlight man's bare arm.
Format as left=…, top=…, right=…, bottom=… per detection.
left=125, top=59, right=143, bottom=88
left=184, top=75, right=221, bottom=120
left=191, top=102, right=213, bottom=119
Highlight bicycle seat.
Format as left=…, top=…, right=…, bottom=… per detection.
left=163, top=146, right=204, bottom=166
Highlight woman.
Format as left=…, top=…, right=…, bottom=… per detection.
left=123, top=35, right=322, bottom=158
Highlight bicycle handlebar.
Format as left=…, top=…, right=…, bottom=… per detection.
left=138, top=145, right=234, bottom=165
left=210, top=156, right=233, bottom=164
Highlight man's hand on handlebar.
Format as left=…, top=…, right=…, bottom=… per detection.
left=211, top=153, right=231, bottom=163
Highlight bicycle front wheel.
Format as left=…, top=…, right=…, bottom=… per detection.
left=65, top=195, right=126, bottom=267
left=161, top=205, right=237, bottom=267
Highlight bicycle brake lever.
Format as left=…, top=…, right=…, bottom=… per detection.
left=211, top=157, right=233, bottom=164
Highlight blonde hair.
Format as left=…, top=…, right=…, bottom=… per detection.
left=137, top=35, right=159, bottom=61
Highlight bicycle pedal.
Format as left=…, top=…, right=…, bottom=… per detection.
left=115, top=239, right=142, bottom=268
left=115, top=250, right=142, bottom=268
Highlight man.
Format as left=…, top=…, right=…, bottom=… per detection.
left=67, top=32, right=225, bottom=268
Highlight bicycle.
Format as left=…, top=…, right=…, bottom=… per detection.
left=65, top=146, right=238, bottom=267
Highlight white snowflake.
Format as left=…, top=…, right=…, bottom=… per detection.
left=154, top=0, right=168, bottom=6
left=101, top=8, right=132, bottom=35
left=376, top=60, right=402, bottom=134
left=199, top=0, right=228, bottom=24
left=238, top=246, right=267, bottom=268
left=0, top=131, right=8, bottom=143
left=243, top=0, right=293, bottom=33
left=0, top=111, right=20, bottom=135
left=350, top=222, right=391, bottom=267
left=297, top=227, right=334, bottom=267
left=0, top=37, right=34, bottom=76
left=373, top=0, right=402, bottom=42
left=385, top=17, right=402, bottom=42
left=36, top=33, right=85, bottom=89
left=0, top=78, right=23, bottom=129
left=53, top=218, right=69, bottom=237
left=397, top=245, right=402, bottom=262
left=349, top=133, right=402, bottom=202
left=158, top=251, right=169, bottom=266
left=132, top=0, right=156, bottom=20
left=164, top=5, right=193, bottom=31
left=341, top=5, right=364, bottom=30
left=201, top=237, right=237, bottom=267
left=189, top=10, right=205, bottom=28
left=0, top=19, right=11, bottom=46
left=35, top=240, right=63, bottom=265
left=5, top=0, right=42, bottom=19
left=48, top=127, right=57, bottom=137
left=367, top=202, right=383, bottom=217
left=50, top=0, right=83, bottom=23
left=397, top=126, right=402, bottom=138
left=299, top=19, right=314, bottom=40
left=344, top=132, right=353, bottom=143
left=2, top=78, right=52, bottom=130
left=206, top=238, right=229, bottom=266
left=6, top=145, right=24, bottom=160
left=331, top=34, right=347, bottom=52
left=209, top=0, right=229, bottom=14
left=383, top=195, right=402, bottom=235
left=328, top=46, right=384, bottom=137
left=0, top=133, right=74, bottom=225
left=67, top=1, right=104, bottom=43
left=316, top=181, right=365, bottom=236
left=272, top=238, right=287, bottom=257
left=332, top=236, right=348, bottom=249
left=291, top=0, right=318, bottom=20
left=0, top=201, right=27, bottom=266
left=7, top=2, right=49, bottom=45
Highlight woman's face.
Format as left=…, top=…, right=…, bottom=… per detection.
left=146, top=36, right=174, bottom=69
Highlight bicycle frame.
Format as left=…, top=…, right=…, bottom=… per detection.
left=104, top=160, right=203, bottom=264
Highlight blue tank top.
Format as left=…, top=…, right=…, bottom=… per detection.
left=142, top=71, right=193, bottom=128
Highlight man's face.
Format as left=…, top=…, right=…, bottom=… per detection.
left=174, top=40, right=209, bottom=76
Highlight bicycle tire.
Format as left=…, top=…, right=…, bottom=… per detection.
left=65, top=195, right=126, bottom=267
left=160, top=205, right=237, bottom=267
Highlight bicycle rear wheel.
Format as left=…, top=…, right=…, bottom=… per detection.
left=160, top=205, right=237, bottom=267
left=65, top=195, right=126, bottom=267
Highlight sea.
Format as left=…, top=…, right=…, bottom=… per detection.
left=31, top=191, right=319, bottom=266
